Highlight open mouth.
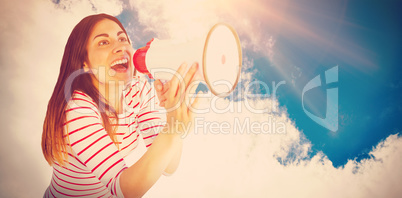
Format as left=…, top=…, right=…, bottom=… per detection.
left=110, top=58, right=129, bottom=72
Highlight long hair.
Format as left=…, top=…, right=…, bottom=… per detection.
left=42, top=14, right=130, bottom=166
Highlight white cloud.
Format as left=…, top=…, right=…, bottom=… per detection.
left=51, top=0, right=123, bottom=16
left=129, top=0, right=218, bottom=41
left=142, top=98, right=402, bottom=198
left=129, top=0, right=276, bottom=59
left=1, top=1, right=401, bottom=198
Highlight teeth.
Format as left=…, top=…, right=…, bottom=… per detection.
left=111, top=58, right=128, bottom=67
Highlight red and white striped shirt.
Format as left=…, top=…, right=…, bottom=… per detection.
left=44, top=77, right=165, bottom=197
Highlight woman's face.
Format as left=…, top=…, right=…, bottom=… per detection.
left=84, top=19, right=134, bottom=86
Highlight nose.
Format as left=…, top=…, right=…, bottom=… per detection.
left=113, top=43, right=127, bottom=54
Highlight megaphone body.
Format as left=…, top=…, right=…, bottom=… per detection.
left=133, top=23, right=242, bottom=97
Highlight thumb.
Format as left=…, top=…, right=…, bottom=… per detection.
left=154, top=79, right=163, bottom=91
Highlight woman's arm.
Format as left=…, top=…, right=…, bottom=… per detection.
left=120, top=129, right=182, bottom=197
left=163, top=142, right=182, bottom=176
left=120, top=62, right=200, bottom=197
left=154, top=78, right=182, bottom=176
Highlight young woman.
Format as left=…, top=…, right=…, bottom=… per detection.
left=42, top=13, right=200, bottom=197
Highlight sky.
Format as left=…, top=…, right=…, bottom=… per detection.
left=0, top=0, right=401, bottom=197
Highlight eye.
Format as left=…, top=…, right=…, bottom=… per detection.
left=98, top=40, right=109, bottom=46
left=118, top=37, right=128, bottom=42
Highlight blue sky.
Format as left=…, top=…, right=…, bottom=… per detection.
left=247, top=0, right=402, bottom=167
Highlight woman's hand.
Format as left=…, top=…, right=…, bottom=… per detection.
left=154, top=62, right=201, bottom=136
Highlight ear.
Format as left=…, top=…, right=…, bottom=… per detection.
left=83, top=61, right=90, bottom=72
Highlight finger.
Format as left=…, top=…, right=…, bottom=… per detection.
left=154, top=80, right=165, bottom=103
left=188, top=91, right=202, bottom=116
left=154, top=79, right=169, bottom=107
left=183, top=62, right=199, bottom=91
left=176, top=62, right=198, bottom=104
left=154, top=79, right=163, bottom=91
left=187, top=68, right=202, bottom=95
left=193, top=65, right=203, bottom=82
left=161, top=81, right=170, bottom=95
left=169, top=63, right=187, bottom=98
left=182, top=88, right=190, bottom=118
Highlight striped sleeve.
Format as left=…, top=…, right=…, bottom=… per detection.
left=136, top=78, right=166, bottom=148
left=64, top=91, right=127, bottom=197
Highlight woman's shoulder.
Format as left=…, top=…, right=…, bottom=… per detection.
left=65, top=90, right=99, bottom=114
left=71, top=90, right=92, bottom=99
left=70, top=90, right=96, bottom=104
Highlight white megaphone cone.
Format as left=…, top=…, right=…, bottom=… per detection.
left=133, top=23, right=242, bottom=97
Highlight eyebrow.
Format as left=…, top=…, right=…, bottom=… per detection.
left=117, top=31, right=125, bottom=36
left=93, top=31, right=126, bottom=41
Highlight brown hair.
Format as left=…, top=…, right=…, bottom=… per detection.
left=42, top=14, right=130, bottom=166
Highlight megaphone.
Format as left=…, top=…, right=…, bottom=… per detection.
left=133, top=23, right=242, bottom=97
